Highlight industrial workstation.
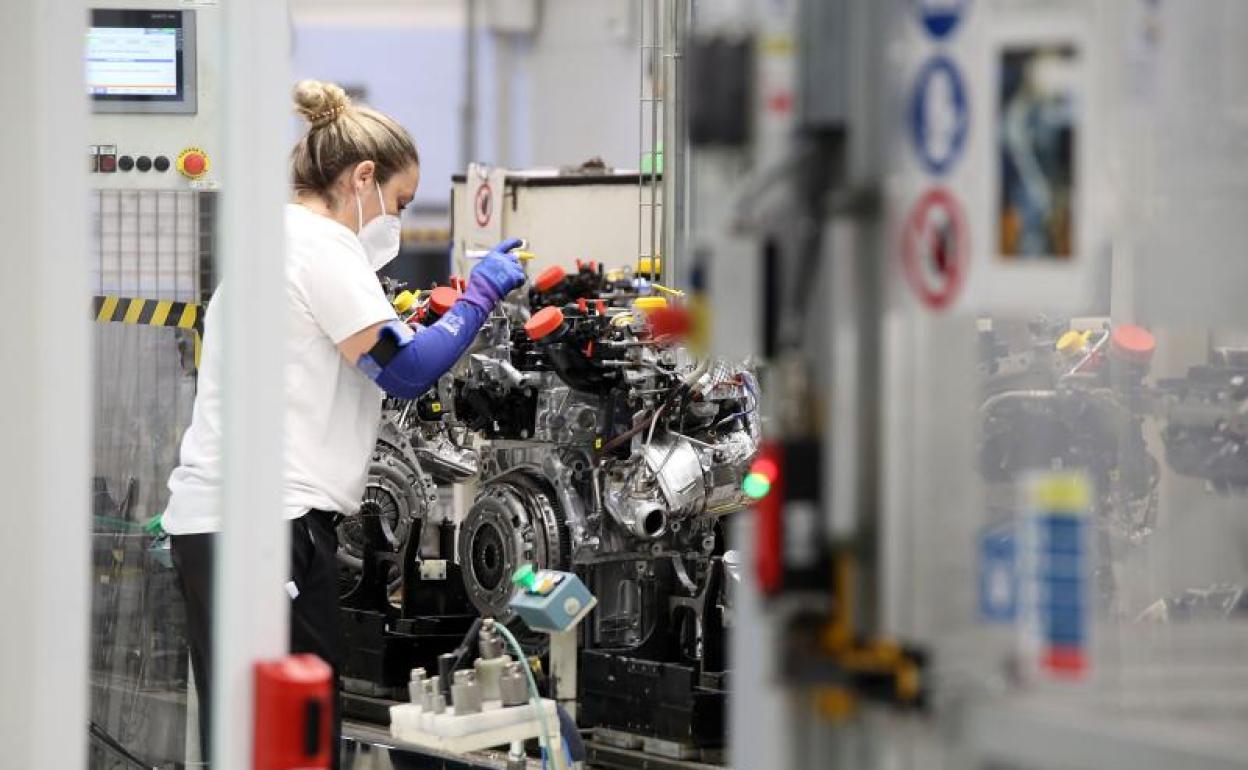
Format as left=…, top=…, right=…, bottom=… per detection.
left=5, top=1, right=1248, bottom=768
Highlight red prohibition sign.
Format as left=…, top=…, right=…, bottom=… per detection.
left=901, top=187, right=968, bottom=310
left=474, top=182, right=493, bottom=228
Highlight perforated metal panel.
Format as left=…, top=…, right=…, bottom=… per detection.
left=90, top=189, right=211, bottom=302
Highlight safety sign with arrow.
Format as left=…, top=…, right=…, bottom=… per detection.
left=910, top=55, right=969, bottom=177
left=914, top=0, right=970, bottom=40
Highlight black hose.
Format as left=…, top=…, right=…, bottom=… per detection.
left=597, top=383, right=688, bottom=459
left=440, top=616, right=484, bottom=696
left=89, top=721, right=158, bottom=770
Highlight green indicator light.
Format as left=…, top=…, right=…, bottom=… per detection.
left=512, top=563, right=537, bottom=591
left=743, top=472, right=771, bottom=500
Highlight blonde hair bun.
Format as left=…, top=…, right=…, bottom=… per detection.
left=293, top=79, right=350, bottom=128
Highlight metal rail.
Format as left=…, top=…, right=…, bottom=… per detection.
left=639, top=0, right=664, bottom=282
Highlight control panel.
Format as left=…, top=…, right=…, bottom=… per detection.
left=88, top=2, right=221, bottom=191
left=507, top=564, right=597, bottom=634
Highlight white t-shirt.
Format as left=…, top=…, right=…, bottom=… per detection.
left=163, top=204, right=396, bottom=534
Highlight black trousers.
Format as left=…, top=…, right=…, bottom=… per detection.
left=171, top=509, right=343, bottom=769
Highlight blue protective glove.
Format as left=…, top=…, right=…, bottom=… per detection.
left=463, top=238, right=526, bottom=312
left=360, top=238, right=527, bottom=399
left=360, top=301, right=489, bottom=399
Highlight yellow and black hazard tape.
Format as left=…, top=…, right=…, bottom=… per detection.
left=92, top=295, right=203, bottom=368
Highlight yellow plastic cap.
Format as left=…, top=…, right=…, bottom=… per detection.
left=1056, top=329, right=1090, bottom=354
left=637, top=256, right=662, bottom=275
left=634, top=296, right=668, bottom=311
left=392, top=290, right=417, bottom=313
left=1028, top=472, right=1092, bottom=513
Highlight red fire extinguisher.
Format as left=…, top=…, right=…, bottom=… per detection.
left=254, top=654, right=333, bottom=770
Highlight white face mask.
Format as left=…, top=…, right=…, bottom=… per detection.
left=356, top=179, right=402, bottom=270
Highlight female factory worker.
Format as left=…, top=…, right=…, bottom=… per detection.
left=162, top=80, right=524, bottom=765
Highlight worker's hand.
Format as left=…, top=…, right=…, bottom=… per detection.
left=464, top=238, right=526, bottom=310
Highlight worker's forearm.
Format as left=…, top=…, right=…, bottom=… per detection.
left=361, top=300, right=488, bottom=399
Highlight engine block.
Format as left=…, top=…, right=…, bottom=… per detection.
left=451, top=275, right=759, bottom=647
left=345, top=267, right=758, bottom=666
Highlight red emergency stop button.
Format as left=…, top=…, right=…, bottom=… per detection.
left=177, top=147, right=210, bottom=179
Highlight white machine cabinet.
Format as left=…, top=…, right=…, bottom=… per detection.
left=451, top=168, right=662, bottom=278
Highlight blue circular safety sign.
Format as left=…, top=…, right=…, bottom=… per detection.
left=909, top=55, right=969, bottom=177
left=913, top=0, right=970, bottom=40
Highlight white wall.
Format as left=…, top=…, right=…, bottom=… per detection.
left=512, top=0, right=641, bottom=170
left=291, top=0, right=465, bottom=27
left=290, top=0, right=644, bottom=201
left=291, top=0, right=495, bottom=208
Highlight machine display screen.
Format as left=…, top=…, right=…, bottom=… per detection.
left=87, top=9, right=195, bottom=112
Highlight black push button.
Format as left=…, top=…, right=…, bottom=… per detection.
left=117, top=155, right=134, bottom=172
left=136, top=156, right=152, bottom=172
left=153, top=155, right=171, bottom=172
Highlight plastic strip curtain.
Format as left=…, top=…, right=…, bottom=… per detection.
left=89, top=188, right=210, bottom=768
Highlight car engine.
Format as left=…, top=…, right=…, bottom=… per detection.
left=338, top=266, right=758, bottom=739
left=448, top=263, right=758, bottom=653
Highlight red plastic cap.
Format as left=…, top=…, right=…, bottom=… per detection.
left=1042, top=646, right=1088, bottom=679
left=535, top=265, right=566, bottom=293
left=646, top=306, right=692, bottom=341
left=525, top=306, right=565, bottom=341
left=1111, top=324, right=1156, bottom=365
left=430, top=286, right=461, bottom=315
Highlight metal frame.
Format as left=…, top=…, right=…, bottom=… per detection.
left=0, top=1, right=92, bottom=768
left=639, top=0, right=663, bottom=279
left=342, top=722, right=542, bottom=769
left=660, top=0, right=689, bottom=289
left=638, top=0, right=690, bottom=288
left=211, top=1, right=291, bottom=767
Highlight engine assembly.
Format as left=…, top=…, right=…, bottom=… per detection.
left=337, top=266, right=758, bottom=747
left=453, top=283, right=758, bottom=630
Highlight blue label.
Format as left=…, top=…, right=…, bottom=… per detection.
left=910, top=55, right=969, bottom=176
left=978, top=524, right=1017, bottom=623
left=914, top=0, right=970, bottom=39
left=1033, top=513, right=1087, bottom=649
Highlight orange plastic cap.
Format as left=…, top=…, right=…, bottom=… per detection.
left=535, top=265, right=567, bottom=293
left=525, top=306, right=565, bottom=341
left=1111, top=324, right=1156, bottom=365
left=429, top=286, right=461, bottom=315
